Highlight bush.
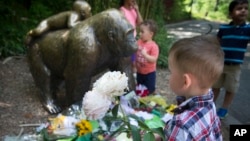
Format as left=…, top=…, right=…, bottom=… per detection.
left=0, top=24, right=27, bottom=57
left=0, top=0, right=72, bottom=59
left=155, top=26, right=173, bottom=68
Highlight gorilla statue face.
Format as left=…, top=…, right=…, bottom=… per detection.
left=120, top=27, right=137, bottom=56
left=104, top=10, right=138, bottom=57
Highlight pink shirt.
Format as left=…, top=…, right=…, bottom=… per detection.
left=120, top=6, right=137, bottom=36
left=136, top=39, right=159, bottom=74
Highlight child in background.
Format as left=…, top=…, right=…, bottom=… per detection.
left=120, top=0, right=143, bottom=74
left=212, top=0, right=250, bottom=119
left=136, top=19, right=159, bottom=95
left=165, top=35, right=223, bottom=140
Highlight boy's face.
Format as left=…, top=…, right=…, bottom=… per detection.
left=139, top=24, right=153, bottom=42
left=230, top=3, right=249, bottom=23
left=168, top=55, right=186, bottom=96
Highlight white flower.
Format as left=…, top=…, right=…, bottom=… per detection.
left=82, top=71, right=129, bottom=120
left=93, top=71, right=128, bottom=97
left=82, top=90, right=111, bottom=120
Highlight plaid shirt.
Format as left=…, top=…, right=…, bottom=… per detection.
left=164, top=90, right=222, bottom=141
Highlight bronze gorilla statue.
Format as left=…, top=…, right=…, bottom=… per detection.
left=26, top=9, right=138, bottom=114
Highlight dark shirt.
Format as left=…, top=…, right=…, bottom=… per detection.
left=217, top=22, right=250, bottom=64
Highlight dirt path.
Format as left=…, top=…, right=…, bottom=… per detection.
left=0, top=57, right=50, bottom=138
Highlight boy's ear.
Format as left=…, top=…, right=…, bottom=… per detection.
left=183, top=73, right=192, bottom=89
left=228, top=12, right=233, bottom=19
left=150, top=31, right=154, bottom=37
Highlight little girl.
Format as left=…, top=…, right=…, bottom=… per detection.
left=136, top=19, right=159, bottom=94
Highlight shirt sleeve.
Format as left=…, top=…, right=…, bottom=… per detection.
left=150, top=43, right=159, bottom=57
left=165, top=120, right=189, bottom=141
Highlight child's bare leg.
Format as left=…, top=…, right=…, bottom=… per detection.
left=222, top=91, right=235, bottom=108
left=212, top=88, right=220, bottom=102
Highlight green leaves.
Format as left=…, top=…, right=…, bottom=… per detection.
left=151, top=127, right=166, bottom=140
left=128, top=115, right=147, bottom=129
left=130, top=125, right=142, bottom=141
left=142, top=132, right=155, bottom=141
left=111, top=104, right=119, bottom=118
left=127, top=114, right=165, bottom=141
left=107, top=106, right=166, bottom=141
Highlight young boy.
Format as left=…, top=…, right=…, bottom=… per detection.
left=136, top=19, right=159, bottom=95
left=165, top=35, right=223, bottom=140
left=212, top=0, right=250, bottom=119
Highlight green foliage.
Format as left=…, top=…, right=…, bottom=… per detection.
left=85, top=0, right=119, bottom=15
left=28, top=1, right=53, bottom=20
left=207, top=1, right=229, bottom=22
left=0, top=4, right=29, bottom=57
left=102, top=106, right=166, bottom=141
left=155, top=26, right=173, bottom=68
left=165, top=0, right=238, bottom=22
left=0, top=0, right=74, bottom=59
left=130, top=125, right=141, bottom=141
left=0, top=24, right=27, bottom=57
left=167, top=0, right=191, bottom=22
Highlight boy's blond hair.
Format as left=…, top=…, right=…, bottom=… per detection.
left=169, top=35, right=224, bottom=89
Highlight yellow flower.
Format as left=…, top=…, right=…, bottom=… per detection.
left=78, top=130, right=86, bottom=136
left=97, top=135, right=104, bottom=140
left=76, top=120, right=93, bottom=136
left=76, top=123, right=83, bottom=129
left=166, top=104, right=177, bottom=114
left=84, top=122, right=92, bottom=131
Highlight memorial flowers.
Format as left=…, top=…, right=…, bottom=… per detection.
left=39, top=71, right=167, bottom=141
left=92, top=71, right=128, bottom=97
left=82, top=71, right=128, bottom=120
left=82, top=90, right=111, bottom=120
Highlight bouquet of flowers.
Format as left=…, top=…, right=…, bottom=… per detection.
left=40, top=71, right=166, bottom=141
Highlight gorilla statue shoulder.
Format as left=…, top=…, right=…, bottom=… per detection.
left=26, top=9, right=138, bottom=114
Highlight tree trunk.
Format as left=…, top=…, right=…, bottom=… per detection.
left=214, top=0, right=219, bottom=11
left=189, top=0, right=194, bottom=19
left=145, top=0, right=151, bottom=19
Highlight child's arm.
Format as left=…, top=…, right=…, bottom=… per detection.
left=141, top=49, right=157, bottom=63
left=217, top=36, right=221, bottom=43
left=68, top=12, right=80, bottom=28
left=132, top=1, right=143, bottom=25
